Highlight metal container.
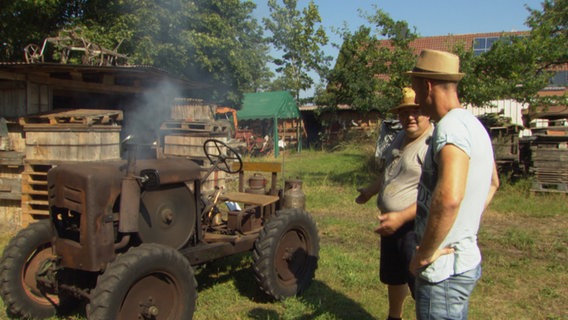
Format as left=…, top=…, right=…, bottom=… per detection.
left=283, top=179, right=305, bottom=209
left=245, top=173, right=267, bottom=194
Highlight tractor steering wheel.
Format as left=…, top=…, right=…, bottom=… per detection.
left=203, top=139, right=243, bottom=174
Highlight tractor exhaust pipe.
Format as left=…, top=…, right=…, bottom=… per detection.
left=119, top=135, right=140, bottom=233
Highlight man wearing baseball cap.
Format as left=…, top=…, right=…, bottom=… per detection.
left=406, top=49, right=500, bottom=319
left=356, top=87, right=433, bottom=320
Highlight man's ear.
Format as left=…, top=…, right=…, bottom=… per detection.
left=424, top=78, right=432, bottom=94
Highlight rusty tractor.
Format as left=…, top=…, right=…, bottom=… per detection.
left=0, top=138, right=319, bottom=319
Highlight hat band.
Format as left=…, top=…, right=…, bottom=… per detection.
left=413, top=67, right=441, bottom=73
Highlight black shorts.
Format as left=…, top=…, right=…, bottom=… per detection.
left=379, top=222, right=416, bottom=286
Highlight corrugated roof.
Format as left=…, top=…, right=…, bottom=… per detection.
left=0, top=62, right=207, bottom=92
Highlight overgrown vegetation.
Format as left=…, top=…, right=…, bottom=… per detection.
left=2, top=1, right=566, bottom=107
left=1, top=144, right=566, bottom=319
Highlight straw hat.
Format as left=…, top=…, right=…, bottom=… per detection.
left=405, top=49, right=465, bottom=81
left=389, top=87, right=419, bottom=113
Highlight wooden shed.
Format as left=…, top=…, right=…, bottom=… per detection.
left=0, top=62, right=215, bottom=228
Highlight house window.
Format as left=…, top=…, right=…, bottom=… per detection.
left=473, top=37, right=499, bottom=56
left=550, top=70, right=568, bottom=87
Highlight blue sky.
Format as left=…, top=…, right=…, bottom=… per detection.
left=252, top=0, right=544, bottom=96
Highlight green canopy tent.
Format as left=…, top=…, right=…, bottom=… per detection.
left=237, top=91, right=301, bottom=157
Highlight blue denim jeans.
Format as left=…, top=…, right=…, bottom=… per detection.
left=414, top=264, right=481, bottom=320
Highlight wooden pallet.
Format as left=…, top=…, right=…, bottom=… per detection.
left=0, top=151, right=24, bottom=166
left=170, top=99, right=214, bottom=121
left=21, top=162, right=53, bottom=225
left=0, top=164, right=23, bottom=201
left=160, top=120, right=228, bottom=134
left=531, top=181, right=568, bottom=194
left=19, top=109, right=123, bottom=126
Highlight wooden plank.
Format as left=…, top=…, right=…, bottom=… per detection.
left=220, top=192, right=279, bottom=207
left=0, top=199, right=22, bottom=230
left=20, top=109, right=123, bottom=126
left=0, top=165, right=23, bottom=201
left=234, top=161, right=282, bottom=173
left=0, top=151, right=24, bottom=166
left=160, top=120, right=227, bottom=134
left=24, top=130, right=121, bottom=161
left=163, top=135, right=228, bottom=158
left=0, top=179, right=21, bottom=200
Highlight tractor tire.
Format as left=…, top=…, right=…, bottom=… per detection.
left=87, top=243, right=197, bottom=320
left=0, top=219, right=64, bottom=319
left=253, top=208, right=319, bottom=300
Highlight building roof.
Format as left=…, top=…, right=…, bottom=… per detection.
left=0, top=62, right=206, bottom=94
left=405, top=31, right=529, bottom=53
left=379, top=31, right=566, bottom=96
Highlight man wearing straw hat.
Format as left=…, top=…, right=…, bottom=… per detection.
left=356, top=87, right=433, bottom=320
left=406, top=49, right=500, bottom=319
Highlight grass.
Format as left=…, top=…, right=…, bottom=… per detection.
left=1, top=141, right=567, bottom=319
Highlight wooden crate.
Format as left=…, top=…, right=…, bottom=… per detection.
left=162, top=133, right=231, bottom=193
left=529, top=136, right=568, bottom=194
left=20, top=109, right=123, bottom=162
left=24, top=127, right=121, bottom=161
left=170, top=98, right=214, bottom=121
left=163, top=134, right=227, bottom=158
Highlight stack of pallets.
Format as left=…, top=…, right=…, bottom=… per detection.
left=160, top=99, right=230, bottom=191
left=529, top=117, right=568, bottom=194
left=19, top=109, right=123, bottom=225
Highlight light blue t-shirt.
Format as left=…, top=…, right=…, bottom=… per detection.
left=415, top=108, right=494, bottom=282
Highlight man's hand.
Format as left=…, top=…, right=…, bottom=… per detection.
left=355, top=187, right=371, bottom=204
left=374, top=212, right=404, bottom=236
left=409, top=246, right=455, bottom=276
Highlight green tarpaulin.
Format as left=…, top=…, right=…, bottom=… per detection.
left=237, top=91, right=300, bottom=120
left=237, top=91, right=300, bottom=157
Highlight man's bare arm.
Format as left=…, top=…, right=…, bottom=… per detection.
left=410, top=145, right=468, bottom=270
left=484, top=162, right=500, bottom=210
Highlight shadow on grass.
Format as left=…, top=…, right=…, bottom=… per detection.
left=195, top=254, right=375, bottom=319
left=194, top=252, right=273, bottom=301
left=247, top=279, right=375, bottom=320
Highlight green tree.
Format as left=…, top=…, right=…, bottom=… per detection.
left=181, top=0, right=272, bottom=104
left=448, top=0, right=567, bottom=107
left=0, top=0, right=87, bottom=61
left=524, top=0, right=567, bottom=107
left=263, top=0, right=332, bottom=100
left=317, top=8, right=416, bottom=115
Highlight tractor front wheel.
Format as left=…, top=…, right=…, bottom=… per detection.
left=0, top=220, right=65, bottom=319
left=253, top=208, right=320, bottom=300
left=87, top=243, right=197, bottom=320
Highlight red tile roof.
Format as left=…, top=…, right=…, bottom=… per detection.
left=378, top=31, right=566, bottom=96
left=404, top=31, right=529, bottom=53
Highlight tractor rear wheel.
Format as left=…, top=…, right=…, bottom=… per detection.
left=87, top=243, right=196, bottom=320
left=253, top=208, right=319, bottom=300
left=0, top=220, right=64, bottom=319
